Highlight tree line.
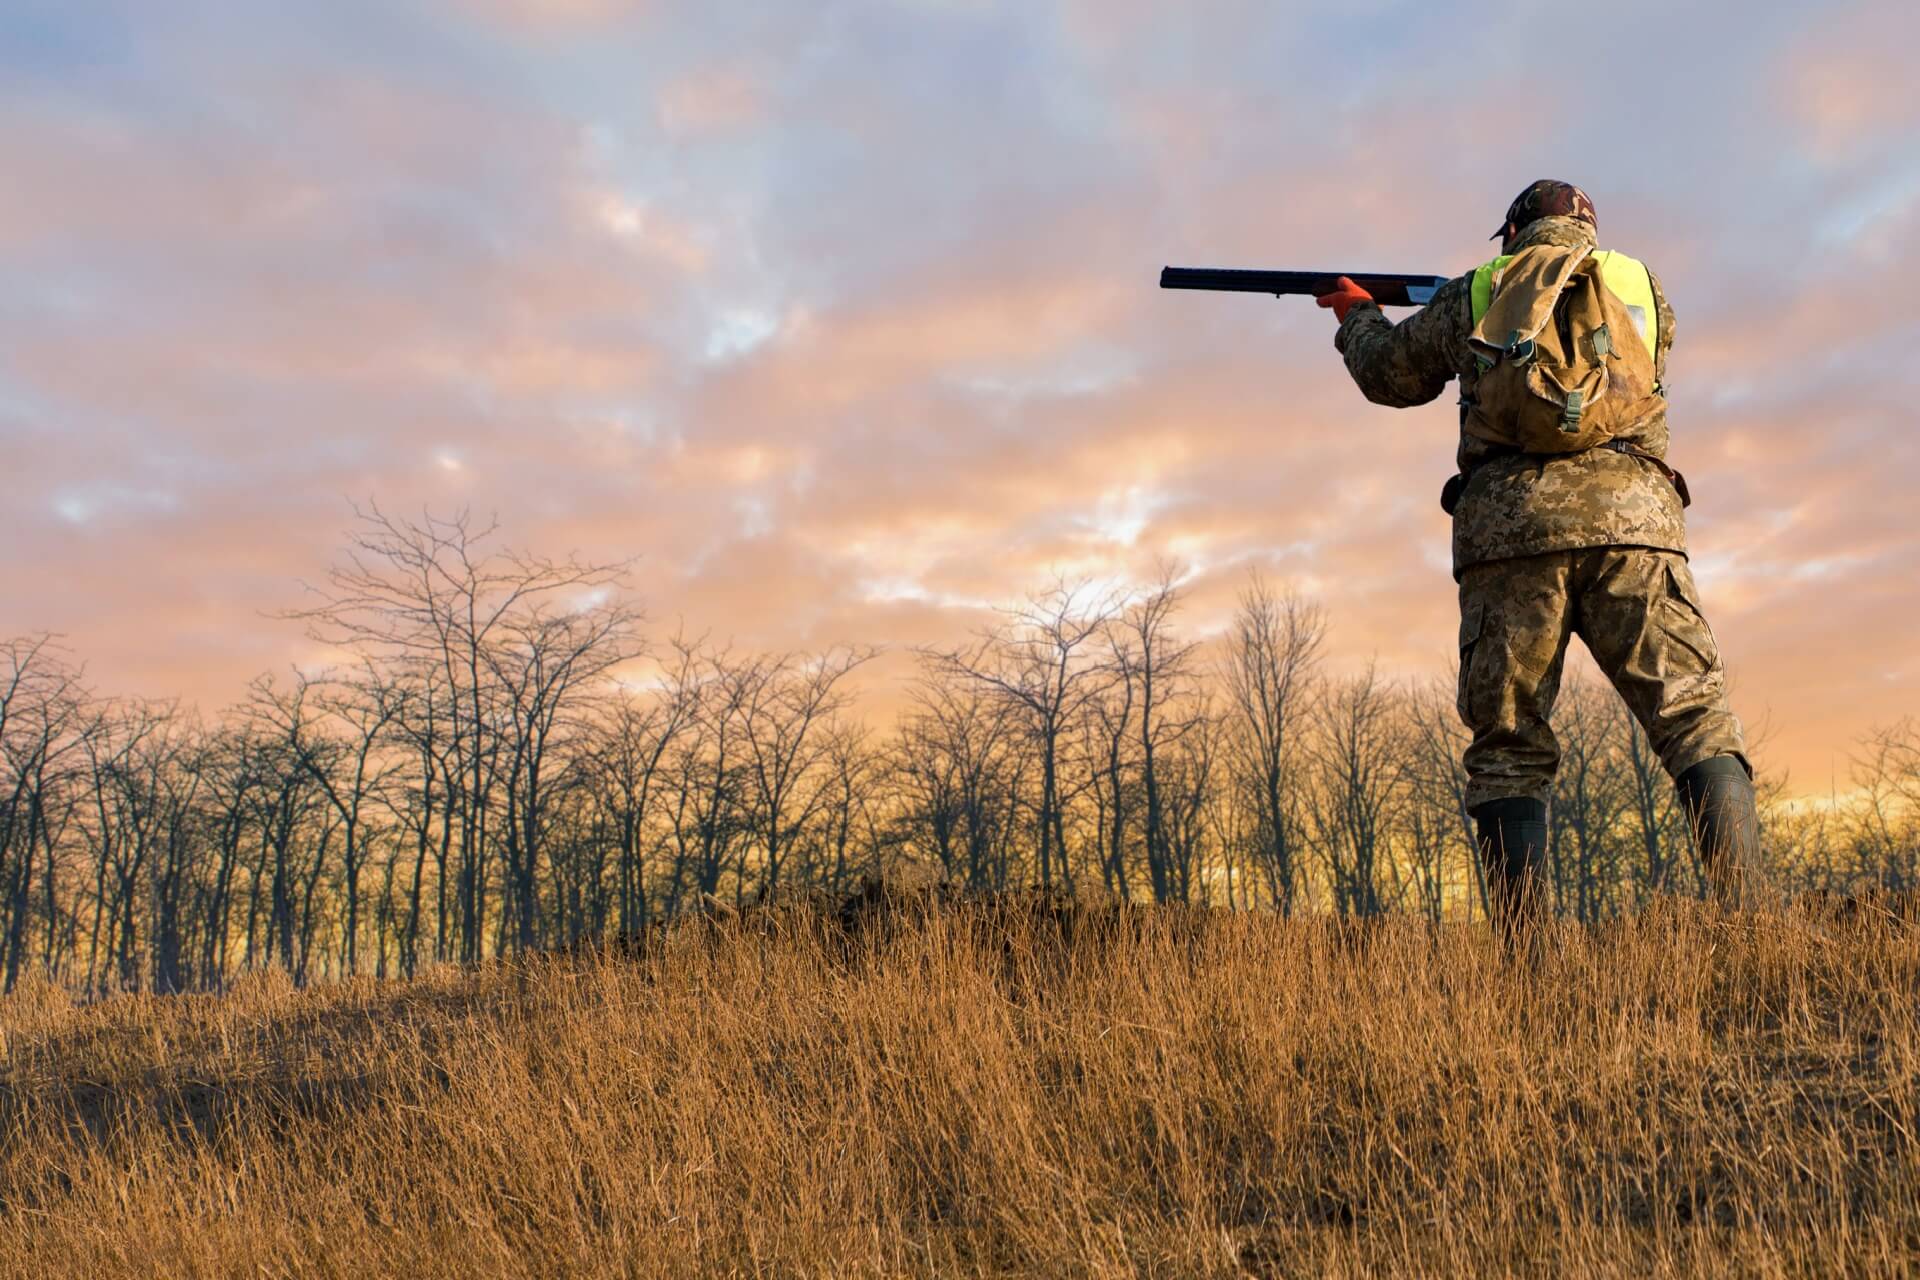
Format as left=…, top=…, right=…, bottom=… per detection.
left=1, top=508, right=1913, bottom=993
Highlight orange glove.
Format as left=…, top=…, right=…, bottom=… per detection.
left=1314, top=276, right=1373, bottom=324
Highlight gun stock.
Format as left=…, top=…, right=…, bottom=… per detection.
left=1159, top=267, right=1448, bottom=308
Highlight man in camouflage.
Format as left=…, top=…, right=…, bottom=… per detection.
left=1314, top=180, right=1761, bottom=923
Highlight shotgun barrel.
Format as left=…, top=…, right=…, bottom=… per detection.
left=1159, top=267, right=1449, bottom=308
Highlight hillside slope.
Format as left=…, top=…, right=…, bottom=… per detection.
left=1, top=894, right=1916, bottom=1277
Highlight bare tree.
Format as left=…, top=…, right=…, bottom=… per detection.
left=733, top=647, right=875, bottom=899
left=1402, top=678, right=1479, bottom=920
left=1548, top=678, right=1633, bottom=923
left=79, top=700, right=192, bottom=992
left=1851, top=718, right=1920, bottom=895
left=249, top=662, right=407, bottom=974
left=1156, top=697, right=1223, bottom=904
left=661, top=645, right=759, bottom=909
left=1219, top=574, right=1324, bottom=913
left=923, top=580, right=1115, bottom=890
left=489, top=598, right=644, bottom=951
left=1306, top=664, right=1407, bottom=917
left=1622, top=717, right=1686, bottom=900
left=895, top=668, right=1023, bottom=891
left=583, top=635, right=704, bottom=935
left=804, top=721, right=886, bottom=892
left=380, top=662, right=458, bottom=972
left=197, top=725, right=268, bottom=984
left=0, top=637, right=93, bottom=989
left=1078, top=654, right=1136, bottom=898
left=1112, top=567, right=1208, bottom=903
left=238, top=682, right=334, bottom=978
left=283, top=504, right=633, bottom=961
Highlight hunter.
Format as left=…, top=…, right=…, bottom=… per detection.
left=1313, top=179, right=1760, bottom=924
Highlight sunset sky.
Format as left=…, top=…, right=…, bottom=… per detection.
left=3, top=0, right=1915, bottom=793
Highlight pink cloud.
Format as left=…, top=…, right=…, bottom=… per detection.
left=459, top=0, right=650, bottom=30
left=1778, top=3, right=1920, bottom=156
left=656, top=66, right=764, bottom=136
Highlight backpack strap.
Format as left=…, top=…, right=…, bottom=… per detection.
left=1599, top=439, right=1691, bottom=507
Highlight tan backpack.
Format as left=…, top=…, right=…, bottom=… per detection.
left=1465, top=243, right=1664, bottom=453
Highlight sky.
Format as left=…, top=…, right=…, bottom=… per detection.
left=2, top=0, right=1916, bottom=793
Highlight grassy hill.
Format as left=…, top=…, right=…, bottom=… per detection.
left=1, top=891, right=1915, bottom=1277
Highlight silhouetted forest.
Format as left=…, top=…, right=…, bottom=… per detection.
left=3, top=509, right=1914, bottom=993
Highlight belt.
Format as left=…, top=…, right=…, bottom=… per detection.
left=1441, top=438, right=1691, bottom=515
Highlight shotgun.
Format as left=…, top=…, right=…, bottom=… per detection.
left=1159, top=267, right=1449, bottom=308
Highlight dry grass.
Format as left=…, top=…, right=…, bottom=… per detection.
left=1, top=892, right=1916, bottom=1278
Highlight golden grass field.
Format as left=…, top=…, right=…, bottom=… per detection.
left=1, top=890, right=1915, bottom=1278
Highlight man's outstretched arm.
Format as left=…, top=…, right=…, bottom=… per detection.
left=1330, top=274, right=1474, bottom=408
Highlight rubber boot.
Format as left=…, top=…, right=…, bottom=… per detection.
left=1676, top=755, right=1762, bottom=908
left=1472, top=796, right=1549, bottom=937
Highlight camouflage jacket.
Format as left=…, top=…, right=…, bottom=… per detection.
left=1334, top=215, right=1686, bottom=577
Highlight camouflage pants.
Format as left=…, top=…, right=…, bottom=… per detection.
left=1457, top=547, right=1747, bottom=810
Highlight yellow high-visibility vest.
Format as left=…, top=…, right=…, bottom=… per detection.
left=1470, top=249, right=1659, bottom=357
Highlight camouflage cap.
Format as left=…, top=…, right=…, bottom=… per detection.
left=1493, top=180, right=1597, bottom=240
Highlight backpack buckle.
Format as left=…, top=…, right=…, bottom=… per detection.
left=1505, top=333, right=1535, bottom=364
left=1559, top=389, right=1585, bottom=433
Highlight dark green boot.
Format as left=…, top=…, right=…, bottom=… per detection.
left=1473, top=796, right=1549, bottom=935
left=1676, top=756, right=1763, bottom=907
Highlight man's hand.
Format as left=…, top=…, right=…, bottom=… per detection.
left=1315, top=276, right=1374, bottom=324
